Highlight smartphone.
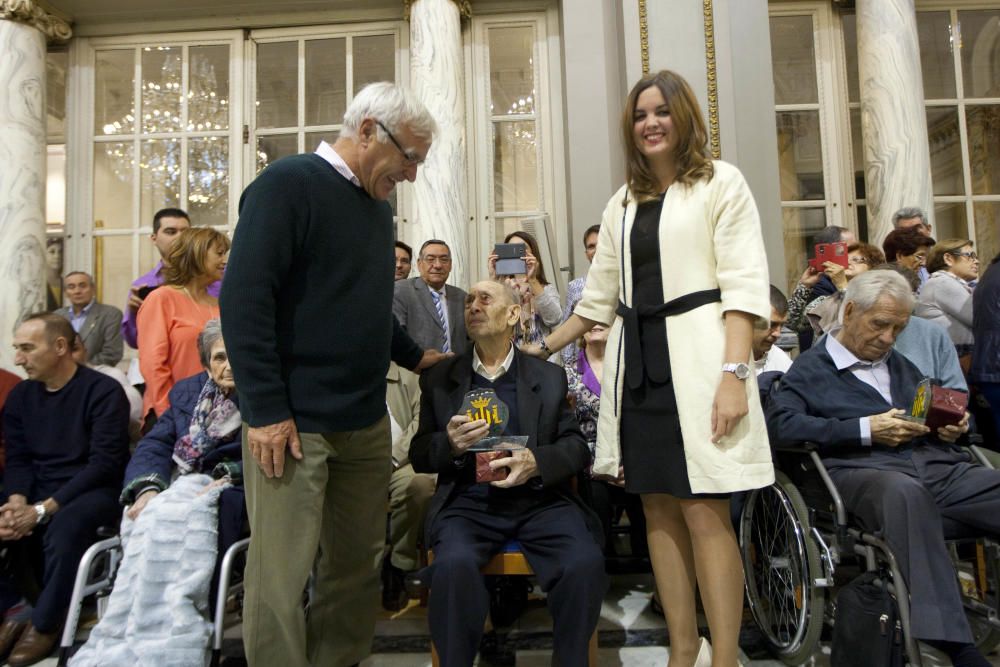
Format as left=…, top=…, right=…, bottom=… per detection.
left=494, top=243, right=527, bottom=276
left=809, top=242, right=848, bottom=272
left=136, top=285, right=160, bottom=300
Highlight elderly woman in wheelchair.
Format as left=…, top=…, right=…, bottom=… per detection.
left=69, top=319, right=245, bottom=666
left=750, top=271, right=1000, bottom=667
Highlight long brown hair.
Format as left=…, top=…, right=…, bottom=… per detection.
left=162, top=227, right=230, bottom=286
left=621, top=70, right=714, bottom=203
left=504, top=230, right=549, bottom=286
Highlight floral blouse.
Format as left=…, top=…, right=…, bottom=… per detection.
left=565, top=349, right=601, bottom=459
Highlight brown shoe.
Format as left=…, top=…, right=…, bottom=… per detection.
left=7, top=623, right=59, bottom=667
left=0, top=618, right=27, bottom=661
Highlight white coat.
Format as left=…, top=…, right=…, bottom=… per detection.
left=574, top=160, right=775, bottom=493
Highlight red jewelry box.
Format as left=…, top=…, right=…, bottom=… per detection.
left=475, top=450, right=511, bottom=483
left=910, top=379, right=968, bottom=430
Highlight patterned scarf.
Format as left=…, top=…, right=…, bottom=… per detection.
left=172, top=377, right=242, bottom=473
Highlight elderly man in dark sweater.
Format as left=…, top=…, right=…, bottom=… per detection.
left=767, top=271, right=998, bottom=667
left=0, top=313, right=129, bottom=666
left=220, top=82, right=446, bottom=667
left=411, top=281, right=606, bottom=667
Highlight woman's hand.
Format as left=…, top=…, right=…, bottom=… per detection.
left=799, top=265, right=822, bottom=288
left=711, top=374, right=749, bottom=443
left=525, top=255, right=538, bottom=281
left=487, top=253, right=498, bottom=279
left=824, top=261, right=848, bottom=291
left=127, top=489, right=159, bottom=520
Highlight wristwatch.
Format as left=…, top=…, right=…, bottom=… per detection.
left=33, top=503, right=48, bottom=525
left=721, top=362, right=751, bottom=381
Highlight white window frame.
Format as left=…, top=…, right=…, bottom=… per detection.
left=467, top=10, right=568, bottom=289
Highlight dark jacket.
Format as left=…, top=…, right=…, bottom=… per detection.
left=121, top=371, right=242, bottom=504
left=410, top=348, right=597, bottom=543
left=971, top=259, right=1000, bottom=384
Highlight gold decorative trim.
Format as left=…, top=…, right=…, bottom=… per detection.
left=403, top=0, right=471, bottom=22
left=638, top=0, right=649, bottom=75
left=0, top=0, right=72, bottom=42
left=703, top=0, right=720, bottom=158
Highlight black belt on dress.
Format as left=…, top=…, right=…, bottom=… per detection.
left=615, top=288, right=722, bottom=390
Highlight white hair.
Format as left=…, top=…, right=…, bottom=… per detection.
left=843, top=270, right=914, bottom=313
left=892, top=206, right=927, bottom=229
left=341, top=82, right=437, bottom=142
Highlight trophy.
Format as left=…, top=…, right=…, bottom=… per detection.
left=459, top=389, right=528, bottom=482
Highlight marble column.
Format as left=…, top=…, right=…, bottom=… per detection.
left=857, top=0, right=934, bottom=244
left=407, top=0, right=470, bottom=287
left=0, top=1, right=70, bottom=371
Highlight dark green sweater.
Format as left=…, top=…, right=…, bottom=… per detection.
left=220, top=153, right=423, bottom=432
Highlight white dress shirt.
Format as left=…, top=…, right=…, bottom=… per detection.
left=315, top=141, right=361, bottom=187
left=472, top=343, right=516, bottom=382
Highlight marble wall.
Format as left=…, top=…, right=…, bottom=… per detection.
left=0, top=17, right=47, bottom=372
left=409, top=0, right=469, bottom=288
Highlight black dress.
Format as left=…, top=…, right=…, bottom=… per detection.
left=619, top=195, right=726, bottom=499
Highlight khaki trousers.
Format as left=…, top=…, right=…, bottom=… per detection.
left=242, top=417, right=391, bottom=667
left=387, top=463, right=435, bottom=571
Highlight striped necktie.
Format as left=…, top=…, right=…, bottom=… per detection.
left=430, top=288, right=451, bottom=353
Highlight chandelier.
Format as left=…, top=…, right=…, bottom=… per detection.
left=101, top=46, right=229, bottom=211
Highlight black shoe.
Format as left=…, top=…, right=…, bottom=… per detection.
left=381, top=561, right=409, bottom=612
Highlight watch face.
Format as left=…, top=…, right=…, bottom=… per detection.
left=736, top=363, right=751, bottom=380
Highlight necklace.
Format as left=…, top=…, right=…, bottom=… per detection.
left=182, top=286, right=215, bottom=316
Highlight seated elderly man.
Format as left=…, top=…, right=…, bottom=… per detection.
left=70, top=319, right=245, bottom=666
left=411, top=280, right=606, bottom=667
left=1, top=313, right=129, bottom=667
left=767, top=271, right=999, bottom=667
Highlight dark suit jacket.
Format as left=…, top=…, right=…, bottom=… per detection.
left=410, top=348, right=594, bottom=541
left=393, top=277, right=469, bottom=355
left=766, top=335, right=963, bottom=473
left=57, top=302, right=124, bottom=367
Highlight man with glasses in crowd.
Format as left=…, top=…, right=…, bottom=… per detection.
left=394, top=239, right=469, bottom=356
left=221, top=82, right=447, bottom=667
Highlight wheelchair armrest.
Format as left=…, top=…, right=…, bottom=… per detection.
left=774, top=442, right=850, bottom=531
left=969, top=444, right=995, bottom=469
left=96, top=525, right=119, bottom=539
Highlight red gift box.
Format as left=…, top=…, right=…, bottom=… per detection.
left=910, top=379, right=968, bottom=430
left=475, top=450, right=511, bottom=483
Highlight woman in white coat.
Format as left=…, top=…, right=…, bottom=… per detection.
left=527, top=70, right=773, bottom=666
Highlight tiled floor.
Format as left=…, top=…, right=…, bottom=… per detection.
left=38, top=572, right=1000, bottom=666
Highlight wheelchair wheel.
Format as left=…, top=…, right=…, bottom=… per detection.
left=963, top=542, right=1000, bottom=655
left=740, top=471, right=824, bottom=665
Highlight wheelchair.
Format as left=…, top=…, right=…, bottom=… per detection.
left=739, top=442, right=1000, bottom=666
left=57, top=534, right=250, bottom=667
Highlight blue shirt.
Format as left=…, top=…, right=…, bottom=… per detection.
left=68, top=299, right=95, bottom=333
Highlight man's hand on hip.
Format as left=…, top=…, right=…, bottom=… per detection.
left=248, top=418, right=303, bottom=478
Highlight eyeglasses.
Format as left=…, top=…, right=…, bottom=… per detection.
left=949, top=250, right=978, bottom=261
left=376, top=120, right=425, bottom=167
left=848, top=257, right=869, bottom=265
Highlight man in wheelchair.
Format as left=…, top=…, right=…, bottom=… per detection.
left=767, top=270, right=998, bottom=667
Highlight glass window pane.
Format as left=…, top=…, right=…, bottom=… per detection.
left=842, top=14, right=859, bottom=104
left=489, top=26, right=536, bottom=116
left=769, top=15, right=818, bottom=105
left=141, top=46, right=183, bottom=134
left=960, top=10, right=1000, bottom=98
left=927, top=107, right=965, bottom=196
left=139, top=231, right=159, bottom=276
left=306, top=38, right=346, bottom=126
left=776, top=111, right=825, bottom=201
left=916, top=12, right=957, bottom=99
left=95, top=234, right=133, bottom=308
left=973, top=202, right=1000, bottom=265
left=188, top=137, right=229, bottom=228
left=95, top=50, right=135, bottom=136
left=353, top=34, right=395, bottom=93
left=47, top=51, right=67, bottom=141
left=256, top=134, right=298, bottom=174
left=94, top=142, right=135, bottom=229
left=780, top=207, right=827, bottom=294
left=494, top=216, right=538, bottom=244
left=966, top=105, right=1000, bottom=195
left=933, top=201, right=968, bottom=240
left=140, top=140, right=181, bottom=222
left=305, top=130, right=336, bottom=153
left=850, top=109, right=865, bottom=199
left=493, top=121, right=538, bottom=212
left=188, top=45, right=229, bottom=132
left=257, top=41, right=298, bottom=129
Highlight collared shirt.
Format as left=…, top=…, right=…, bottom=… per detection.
left=753, top=345, right=793, bottom=374
left=68, top=299, right=96, bottom=332
left=825, top=329, right=893, bottom=446
left=473, top=343, right=516, bottom=382
left=315, top=141, right=361, bottom=187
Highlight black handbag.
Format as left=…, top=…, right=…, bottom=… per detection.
left=831, top=571, right=904, bottom=667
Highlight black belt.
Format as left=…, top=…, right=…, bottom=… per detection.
left=615, top=288, right=721, bottom=390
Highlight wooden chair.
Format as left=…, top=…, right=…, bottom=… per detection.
left=428, top=541, right=600, bottom=666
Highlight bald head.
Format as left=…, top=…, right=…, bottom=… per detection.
left=464, top=280, right=521, bottom=342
